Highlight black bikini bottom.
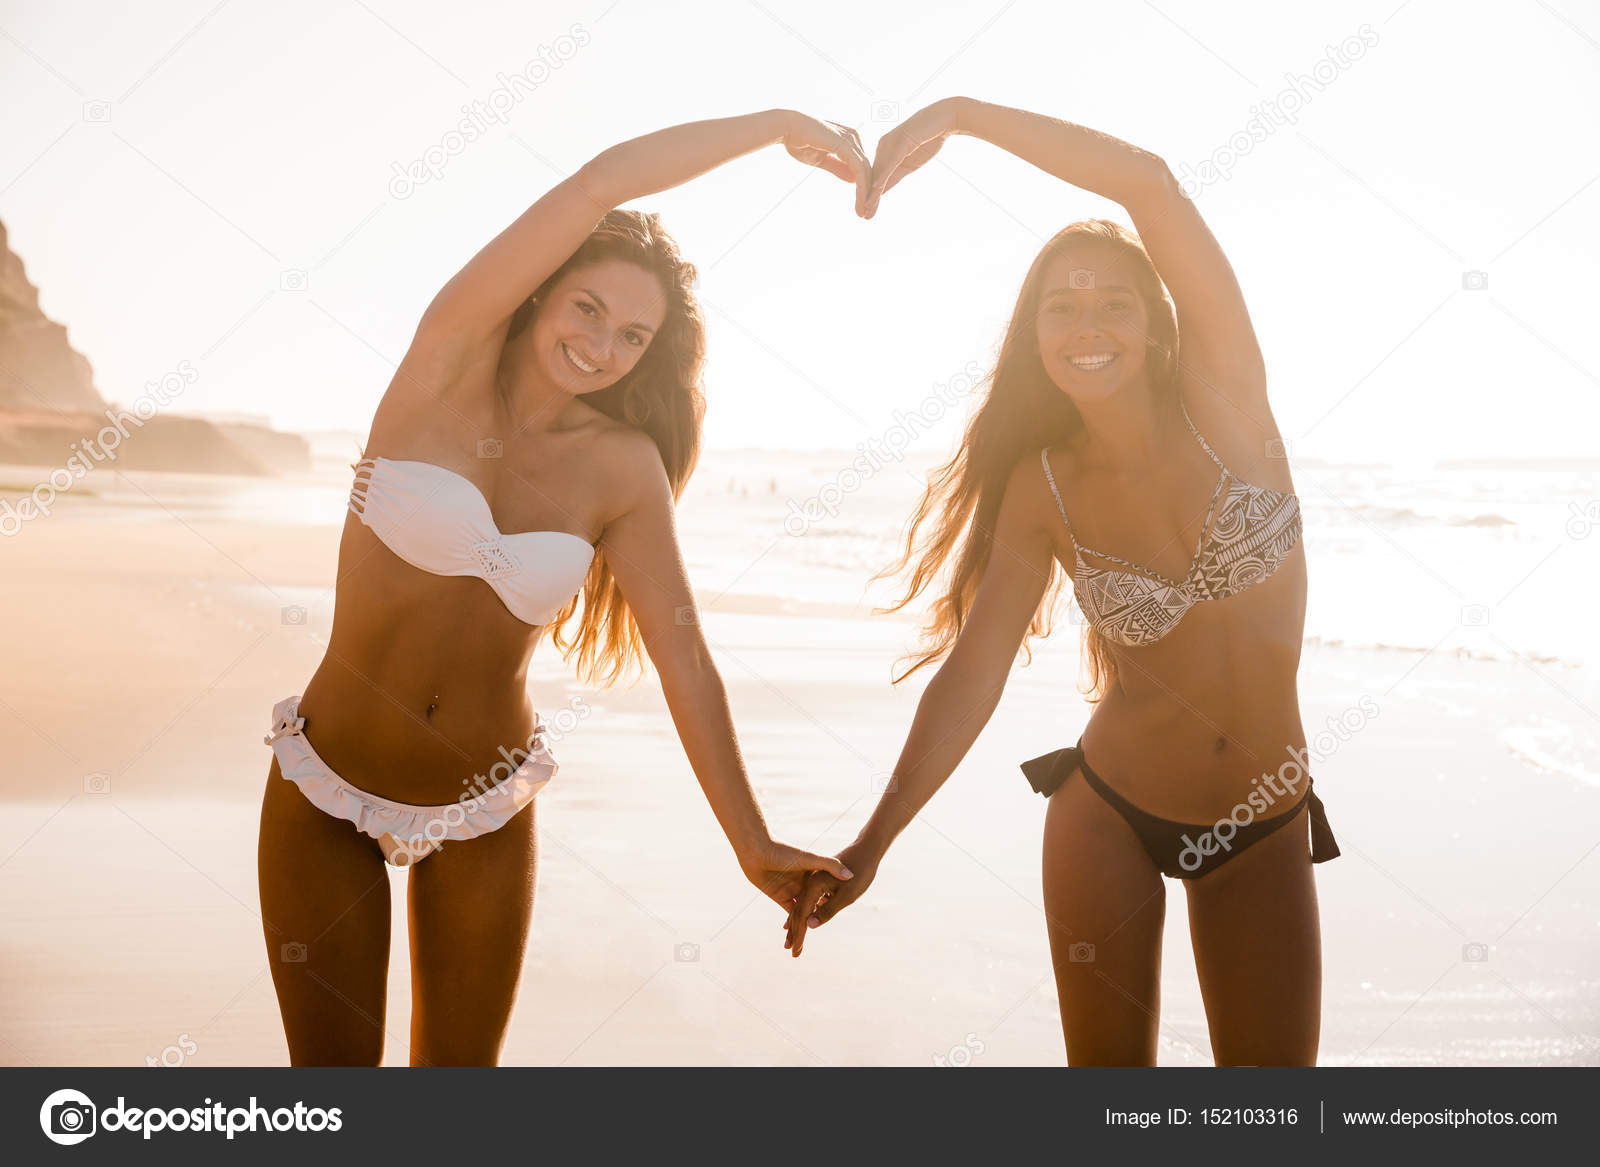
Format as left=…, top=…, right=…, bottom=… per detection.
left=1021, top=738, right=1341, bottom=880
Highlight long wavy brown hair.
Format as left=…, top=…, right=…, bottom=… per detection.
left=508, top=209, right=707, bottom=686
left=878, top=219, right=1179, bottom=701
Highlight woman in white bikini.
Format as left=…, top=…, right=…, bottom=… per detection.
left=258, top=110, right=869, bottom=1066
left=787, top=99, right=1339, bottom=1066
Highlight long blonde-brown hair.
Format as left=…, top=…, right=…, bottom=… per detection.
left=510, top=209, right=707, bottom=686
left=879, top=219, right=1178, bottom=701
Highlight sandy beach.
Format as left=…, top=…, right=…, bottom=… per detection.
left=4, top=0, right=1599, bottom=1077
left=2, top=456, right=1598, bottom=1067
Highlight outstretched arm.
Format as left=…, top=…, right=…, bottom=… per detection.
left=410, top=110, right=872, bottom=380
left=601, top=433, right=852, bottom=909
left=785, top=456, right=1056, bottom=955
left=869, top=98, right=1268, bottom=410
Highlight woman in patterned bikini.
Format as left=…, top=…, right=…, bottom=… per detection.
left=786, top=98, right=1339, bottom=1067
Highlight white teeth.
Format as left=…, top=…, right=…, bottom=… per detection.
left=562, top=343, right=599, bottom=374
left=1069, top=353, right=1117, bottom=371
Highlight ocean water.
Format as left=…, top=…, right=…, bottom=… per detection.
left=672, top=452, right=1600, bottom=661
left=680, top=451, right=1600, bottom=795
left=8, top=448, right=1597, bottom=787
left=10, top=449, right=1598, bottom=667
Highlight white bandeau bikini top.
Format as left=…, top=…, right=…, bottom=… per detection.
left=348, top=457, right=595, bottom=626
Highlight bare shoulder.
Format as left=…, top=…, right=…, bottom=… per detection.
left=579, top=410, right=671, bottom=517
left=1000, top=447, right=1067, bottom=535
left=1024, top=443, right=1074, bottom=508
left=1016, top=444, right=1085, bottom=570
left=584, top=408, right=664, bottom=471
left=970, top=450, right=1065, bottom=602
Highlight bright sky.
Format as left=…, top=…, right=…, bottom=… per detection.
left=2, top=0, right=1597, bottom=463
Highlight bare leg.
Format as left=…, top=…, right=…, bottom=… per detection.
left=1183, top=803, right=1322, bottom=1065
left=257, top=758, right=393, bottom=1065
left=1042, top=767, right=1168, bottom=1065
left=406, top=799, right=539, bottom=1066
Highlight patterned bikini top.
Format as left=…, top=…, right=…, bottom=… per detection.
left=1039, top=400, right=1302, bottom=647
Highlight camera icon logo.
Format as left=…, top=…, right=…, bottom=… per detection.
left=39, top=1088, right=97, bottom=1145
left=674, top=606, right=698, bottom=627
left=933, top=1032, right=986, bottom=1067
left=281, top=605, right=308, bottom=626
left=280, top=941, right=308, bottom=963
left=1461, top=270, right=1488, bottom=291
left=477, top=438, right=503, bottom=459
left=674, top=942, right=700, bottom=963
left=868, top=772, right=899, bottom=795
left=870, top=99, right=900, bottom=123
left=82, top=101, right=111, bottom=123
left=1069, top=941, right=1096, bottom=963
left=279, top=269, right=308, bottom=292
left=1458, top=604, right=1490, bottom=627
left=1265, top=438, right=1290, bottom=459
left=83, top=772, right=111, bottom=794
left=1068, top=269, right=1096, bottom=290
left=1462, top=942, right=1489, bottom=962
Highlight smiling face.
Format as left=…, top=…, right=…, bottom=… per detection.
left=1033, top=247, right=1155, bottom=401
left=526, top=258, right=670, bottom=395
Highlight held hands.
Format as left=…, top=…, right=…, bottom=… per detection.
left=740, top=838, right=854, bottom=912
left=763, top=102, right=964, bottom=948
left=782, top=839, right=881, bottom=957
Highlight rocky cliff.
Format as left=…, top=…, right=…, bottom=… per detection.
left=0, top=219, right=309, bottom=475
left=0, top=220, right=103, bottom=413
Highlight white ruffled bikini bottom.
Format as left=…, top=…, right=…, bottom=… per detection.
left=265, top=694, right=556, bottom=867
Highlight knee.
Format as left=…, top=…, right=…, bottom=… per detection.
left=289, top=1036, right=383, bottom=1067
left=409, top=1030, right=503, bottom=1067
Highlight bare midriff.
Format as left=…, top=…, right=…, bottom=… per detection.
left=295, top=517, right=551, bottom=806
left=1076, top=541, right=1311, bottom=824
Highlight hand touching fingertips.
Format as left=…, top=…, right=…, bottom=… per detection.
left=782, top=840, right=881, bottom=956
left=864, top=98, right=963, bottom=217
left=779, top=113, right=872, bottom=215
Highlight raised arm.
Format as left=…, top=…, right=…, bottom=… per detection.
left=409, top=110, right=872, bottom=380
left=598, top=433, right=852, bottom=909
left=869, top=97, right=1268, bottom=410
left=785, top=455, right=1057, bottom=955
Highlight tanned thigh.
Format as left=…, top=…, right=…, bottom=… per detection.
left=405, top=798, right=539, bottom=1066
left=1183, top=804, right=1322, bottom=1066
left=1042, top=768, right=1169, bottom=1066
left=258, top=758, right=393, bottom=1065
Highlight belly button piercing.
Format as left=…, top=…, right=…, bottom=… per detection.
left=426, top=694, right=439, bottom=717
